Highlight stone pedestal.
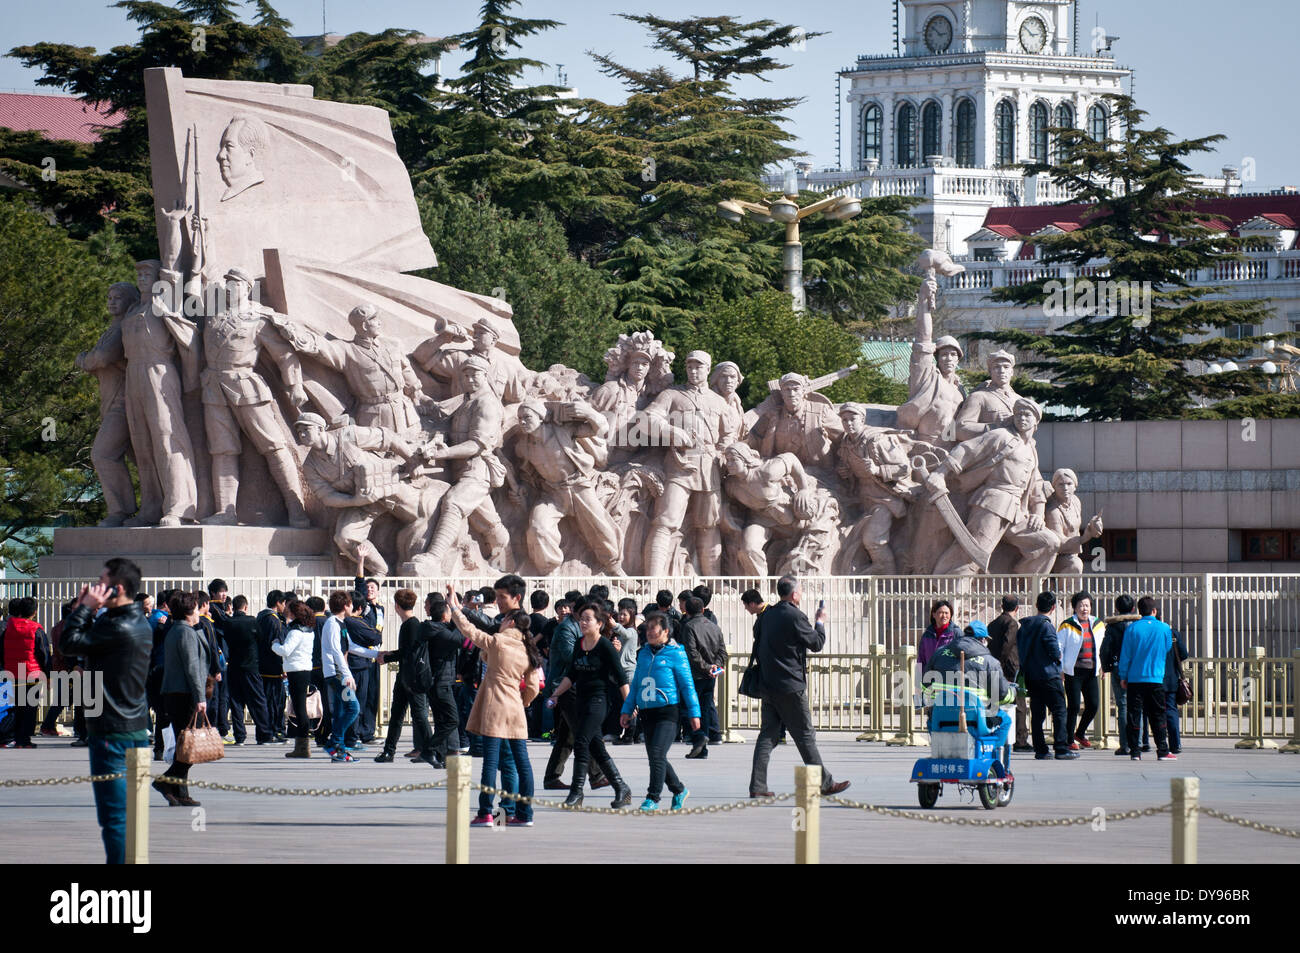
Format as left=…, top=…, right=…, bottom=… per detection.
left=40, top=526, right=334, bottom=580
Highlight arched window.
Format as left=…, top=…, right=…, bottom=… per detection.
left=955, top=98, right=976, bottom=167
left=1029, top=101, right=1049, bottom=164
left=995, top=99, right=1016, bottom=166
left=1088, top=103, right=1109, bottom=141
left=896, top=102, right=917, bottom=167
left=861, top=104, right=882, bottom=164
left=921, top=102, right=942, bottom=160
left=1052, top=102, right=1074, bottom=162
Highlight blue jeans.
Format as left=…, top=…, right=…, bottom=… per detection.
left=1111, top=672, right=1148, bottom=749
left=479, top=737, right=532, bottom=823
left=498, top=741, right=519, bottom=817
left=327, top=676, right=360, bottom=748
left=87, top=734, right=149, bottom=864
left=1165, top=689, right=1181, bottom=752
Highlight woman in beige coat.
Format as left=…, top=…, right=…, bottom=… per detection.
left=448, top=586, right=542, bottom=827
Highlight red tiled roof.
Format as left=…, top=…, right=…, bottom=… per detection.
left=982, top=194, right=1300, bottom=240
left=0, top=92, right=125, bottom=144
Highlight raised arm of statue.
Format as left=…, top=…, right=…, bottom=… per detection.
left=570, top=400, right=609, bottom=440
left=258, top=317, right=306, bottom=402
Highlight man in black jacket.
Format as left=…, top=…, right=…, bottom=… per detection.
left=422, top=594, right=465, bottom=764
left=748, top=575, right=851, bottom=798
left=353, top=574, right=385, bottom=742
left=1018, top=591, right=1076, bottom=760
left=59, top=558, right=152, bottom=864
left=256, top=591, right=288, bottom=742
left=376, top=588, right=437, bottom=764
left=215, top=595, right=273, bottom=744
left=681, top=595, right=727, bottom=757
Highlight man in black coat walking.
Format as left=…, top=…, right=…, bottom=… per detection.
left=216, top=595, right=274, bottom=744
left=748, top=575, right=851, bottom=798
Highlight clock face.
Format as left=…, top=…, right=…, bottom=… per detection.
left=924, top=15, right=953, bottom=53
left=1019, top=16, right=1048, bottom=53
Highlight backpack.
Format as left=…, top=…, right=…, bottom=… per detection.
left=404, top=634, right=435, bottom=694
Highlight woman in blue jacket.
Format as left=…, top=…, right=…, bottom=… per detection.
left=620, top=611, right=701, bottom=812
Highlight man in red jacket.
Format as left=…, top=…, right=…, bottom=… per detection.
left=2, top=597, right=48, bottom=748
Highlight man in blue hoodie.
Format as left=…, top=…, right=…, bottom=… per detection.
left=1117, top=596, right=1174, bottom=761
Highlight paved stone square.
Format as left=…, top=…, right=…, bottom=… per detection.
left=2, top=733, right=1297, bottom=864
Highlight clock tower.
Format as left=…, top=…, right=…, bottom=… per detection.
left=830, top=0, right=1132, bottom=253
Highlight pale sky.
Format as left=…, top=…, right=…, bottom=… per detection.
left=3, top=0, right=1296, bottom=189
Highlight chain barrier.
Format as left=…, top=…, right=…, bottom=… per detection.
left=7, top=773, right=1298, bottom=841
left=823, top=795, right=1172, bottom=828
left=1200, top=807, right=1300, bottom=840
left=150, top=774, right=447, bottom=797
left=0, top=773, right=125, bottom=787
left=472, top=781, right=792, bottom=815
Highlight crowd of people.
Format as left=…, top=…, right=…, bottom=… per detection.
left=5, top=556, right=1194, bottom=863
left=923, top=589, right=1189, bottom=761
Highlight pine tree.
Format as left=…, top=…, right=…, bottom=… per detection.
left=971, top=95, right=1294, bottom=419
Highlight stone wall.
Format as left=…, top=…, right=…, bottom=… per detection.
left=1038, top=418, right=1300, bottom=572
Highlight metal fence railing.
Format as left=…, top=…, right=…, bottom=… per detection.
left=6, top=573, right=1299, bottom=741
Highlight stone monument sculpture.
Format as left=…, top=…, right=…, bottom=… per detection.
left=722, top=444, right=839, bottom=576
left=273, top=303, right=429, bottom=434
left=1044, top=468, right=1105, bottom=574
left=955, top=349, right=1022, bottom=441
left=77, top=282, right=140, bottom=527
left=412, top=355, right=512, bottom=574
left=896, top=249, right=966, bottom=445
left=510, top=397, right=624, bottom=576
left=119, top=257, right=199, bottom=527
left=52, top=63, right=1119, bottom=581
left=924, top=398, right=1057, bottom=575
left=642, top=350, right=733, bottom=578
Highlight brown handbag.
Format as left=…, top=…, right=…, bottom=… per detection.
left=176, top=708, right=226, bottom=765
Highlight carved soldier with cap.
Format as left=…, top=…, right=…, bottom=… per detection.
left=925, top=397, right=1057, bottom=575
left=835, top=402, right=924, bottom=575
left=748, top=372, right=844, bottom=472
left=896, top=250, right=968, bottom=446
left=272, top=302, right=431, bottom=434
left=292, top=413, right=430, bottom=577
left=412, top=353, right=512, bottom=572
left=642, top=350, right=733, bottom=577
left=722, top=443, right=838, bottom=577
left=415, top=315, right=531, bottom=404
left=191, top=266, right=310, bottom=527
left=510, top=397, right=624, bottom=576
left=955, top=349, right=1023, bottom=441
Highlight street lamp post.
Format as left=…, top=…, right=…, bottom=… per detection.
left=718, top=171, right=862, bottom=311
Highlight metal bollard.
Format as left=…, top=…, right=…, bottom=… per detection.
left=445, top=755, right=471, bottom=865
left=125, top=746, right=150, bottom=865
left=794, top=764, right=822, bottom=865
left=1283, top=650, right=1300, bottom=754
left=1171, top=777, right=1199, bottom=865
left=1093, top=670, right=1113, bottom=749
left=1234, top=647, right=1278, bottom=750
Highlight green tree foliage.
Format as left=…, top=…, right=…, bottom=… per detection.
left=0, top=197, right=134, bottom=571
left=415, top=180, right=614, bottom=380
left=971, top=95, right=1289, bottom=420
left=688, top=292, right=907, bottom=409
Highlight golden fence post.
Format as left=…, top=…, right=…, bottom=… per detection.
left=856, top=643, right=885, bottom=742
left=124, top=745, right=150, bottom=865
left=718, top=658, right=744, bottom=744
left=1234, top=647, right=1279, bottom=750
left=1094, top=670, right=1112, bottom=749
left=445, top=755, right=471, bottom=865
left=1171, top=777, right=1199, bottom=865
left=886, top=646, right=926, bottom=746
left=794, top=764, right=822, bottom=865
left=1282, top=650, right=1300, bottom=754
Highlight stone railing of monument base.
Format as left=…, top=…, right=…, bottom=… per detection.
left=8, top=573, right=1298, bottom=743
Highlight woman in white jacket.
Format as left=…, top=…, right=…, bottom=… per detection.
left=273, top=602, right=317, bottom=758
left=1057, top=591, right=1102, bottom=750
